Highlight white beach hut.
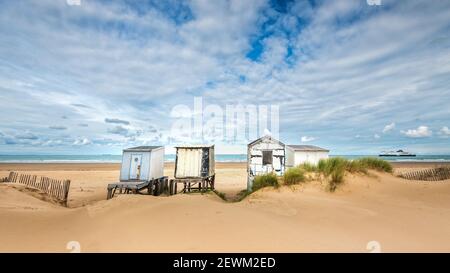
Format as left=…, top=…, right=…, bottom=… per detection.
left=247, top=135, right=286, bottom=190
left=285, top=145, right=329, bottom=166
left=119, top=146, right=164, bottom=182
left=174, top=145, right=215, bottom=179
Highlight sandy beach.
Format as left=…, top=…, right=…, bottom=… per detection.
left=0, top=162, right=450, bottom=252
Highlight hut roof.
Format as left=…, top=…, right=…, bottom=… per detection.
left=248, top=135, right=285, bottom=147
left=175, top=144, right=214, bottom=149
left=123, top=146, right=163, bottom=152
left=287, top=145, right=329, bottom=152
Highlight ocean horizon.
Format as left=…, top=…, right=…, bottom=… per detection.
left=1, top=154, right=450, bottom=163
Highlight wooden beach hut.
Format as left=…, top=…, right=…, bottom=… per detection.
left=285, top=145, right=329, bottom=166
left=169, top=145, right=215, bottom=194
left=247, top=135, right=286, bottom=191
left=107, top=146, right=168, bottom=199
left=120, top=146, right=164, bottom=181
left=247, top=136, right=330, bottom=190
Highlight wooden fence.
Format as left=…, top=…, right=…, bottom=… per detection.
left=1, top=171, right=71, bottom=206
left=400, top=167, right=450, bottom=181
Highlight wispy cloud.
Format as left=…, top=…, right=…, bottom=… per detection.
left=107, top=126, right=129, bottom=136
left=382, top=122, right=395, bottom=133
left=70, top=103, right=91, bottom=109
left=15, top=132, right=39, bottom=140
left=439, top=126, right=450, bottom=137
left=49, top=126, right=67, bottom=130
left=73, top=138, right=91, bottom=146
left=301, top=136, right=315, bottom=142
left=104, top=118, right=130, bottom=125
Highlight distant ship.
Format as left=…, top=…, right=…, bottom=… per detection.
left=379, top=150, right=416, bottom=157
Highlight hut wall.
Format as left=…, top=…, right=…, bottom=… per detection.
left=209, top=146, right=215, bottom=177
left=248, top=140, right=285, bottom=177
left=120, top=152, right=132, bottom=181
left=294, top=151, right=329, bottom=165
left=119, top=148, right=164, bottom=181
left=285, top=146, right=295, bottom=168
left=175, top=146, right=215, bottom=178
left=149, top=148, right=165, bottom=179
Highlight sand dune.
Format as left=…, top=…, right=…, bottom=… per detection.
left=1, top=163, right=450, bottom=252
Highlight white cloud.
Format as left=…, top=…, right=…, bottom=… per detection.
left=401, top=126, right=432, bottom=138
left=374, top=134, right=380, bottom=139
left=301, top=136, right=315, bottom=142
left=73, top=138, right=91, bottom=146
left=439, top=126, right=450, bottom=137
left=382, top=122, right=395, bottom=133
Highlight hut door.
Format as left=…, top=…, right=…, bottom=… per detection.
left=130, top=154, right=143, bottom=180
left=200, top=148, right=209, bottom=177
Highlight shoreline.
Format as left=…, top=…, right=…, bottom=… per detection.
left=0, top=161, right=449, bottom=172
left=0, top=162, right=247, bottom=171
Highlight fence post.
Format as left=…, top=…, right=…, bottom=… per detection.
left=64, top=180, right=71, bottom=207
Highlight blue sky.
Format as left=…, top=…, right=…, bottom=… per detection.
left=0, top=0, right=450, bottom=155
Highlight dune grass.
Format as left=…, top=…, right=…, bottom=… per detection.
left=297, top=162, right=317, bottom=172
left=345, top=160, right=368, bottom=174
left=283, top=167, right=305, bottom=185
left=212, top=189, right=227, bottom=201
left=247, top=157, right=392, bottom=194
left=252, top=173, right=279, bottom=192
left=355, top=157, right=393, bottom=173
left=315, top=157, right=392, bottom=192
left=316, top=157, right=347, bottom=191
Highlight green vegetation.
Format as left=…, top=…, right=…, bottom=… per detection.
left=297, top=162, right=317, bottom=172
left=315, top=157, right=392, bottom=192
left=246, top=157, right=392, bottom=195
left=345, top=159, right=368, bottom=174
left=355, top=157, right=393, bottom=173
left=252, top=173, right=279, bottom=191
left=213, top=189, right=227, bottom=201
left=283, top=167, right=305, bottom=185
left=317, top=157, right=348, bottom=176
left=316, top=157, right=347, bottom=192
left=236, top=189, right=251, bottom=201
left=329, top=167, right=345, bottom=192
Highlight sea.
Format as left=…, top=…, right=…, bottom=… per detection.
left=0, top=154, right=450, bottom=163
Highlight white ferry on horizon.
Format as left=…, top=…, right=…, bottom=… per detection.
left=379, top=150, right=416, bottom=157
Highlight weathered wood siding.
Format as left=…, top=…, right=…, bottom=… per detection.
left=176, top=148, right=202, bottom=178
left=175, top=146, right=215, bottom=178
left=247, top=136, right=286, bottom=190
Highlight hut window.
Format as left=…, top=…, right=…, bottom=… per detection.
left=262, top=151, right=273, bottom=165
